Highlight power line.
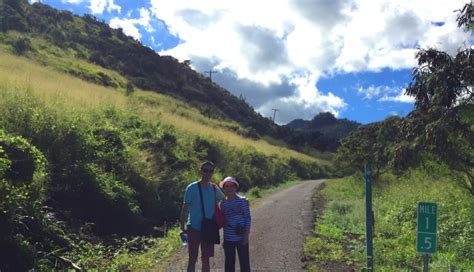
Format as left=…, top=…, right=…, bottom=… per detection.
left=204, top=70, right=217, bottom=82
left=271, top=109, right=280, bottom=123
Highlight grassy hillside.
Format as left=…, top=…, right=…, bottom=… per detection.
left=0, top=48, right=332, bottom=270
left=0, top=0, right=350, bottom=154
left=0, top=0, right=277, bottom=142
left=0, top=49, right=322, bottom=163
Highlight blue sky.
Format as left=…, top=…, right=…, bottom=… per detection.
left=30, top=0, right=471, bottom=124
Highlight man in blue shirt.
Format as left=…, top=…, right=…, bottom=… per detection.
left=180, top=161, right=224, bottom=272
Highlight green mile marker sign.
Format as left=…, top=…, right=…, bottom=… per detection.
left=416, top=202, right=437, bottom=254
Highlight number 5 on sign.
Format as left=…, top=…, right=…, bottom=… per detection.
left=416, top=202, right=437, bottom=254
left=424, top=236, right=432, bottom=249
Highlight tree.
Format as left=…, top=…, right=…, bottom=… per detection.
left=0, top=1, right=28, bottom=32
left=335, top=117, right=402, bottom=177
left=405, top=3, right=473, bottom=112
left=401, top=3, right=474, bottom=194
left=336, top=3, right=473, bottom=186
left=405, top=48, right=473, bottom=112
left=335, top=123, right=378, bottom=175
left=456, top=3, right=473, bottom=31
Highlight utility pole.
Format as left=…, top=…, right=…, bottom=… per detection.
left=204, top=70, right=217, bottom=82
left=271, top=109, right=279, bottom=123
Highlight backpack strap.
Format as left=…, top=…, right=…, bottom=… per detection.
left=212, top=184, right=217, bottom=202
left=197, top=182, right=207, bottom=218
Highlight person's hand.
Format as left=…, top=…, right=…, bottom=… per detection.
left=242, top=233, right=249, bottom=245
left=180, top=230, right=187, bottom=240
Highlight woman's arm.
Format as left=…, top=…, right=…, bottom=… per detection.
left=243, top=198, right=251, bottom=231
left=242, top=198, right=251, bottom=244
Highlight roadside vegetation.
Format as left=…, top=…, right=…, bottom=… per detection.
left=304, top=169, right=473, bottom=271
left=304, top=3, right=473, bottom=271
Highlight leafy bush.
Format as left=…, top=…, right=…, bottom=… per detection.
left=0, top=129, right=48, bottom=271
left=247, top=187, right=261, bottom=198
left=12, top=36, right=32, bottom=55
left=304, top=236, right=344, bottom=262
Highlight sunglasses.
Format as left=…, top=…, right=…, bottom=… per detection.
left=223, top=184, right=236, bottom=188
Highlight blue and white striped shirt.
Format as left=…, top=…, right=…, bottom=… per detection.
left=221, top=196, right=251, bottom=242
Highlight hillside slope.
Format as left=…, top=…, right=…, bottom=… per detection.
left=0, top=44, right=332, bottom=271
left=0, top=0, right=276, bottom=136
left=0, top=0, right=355, bottom=154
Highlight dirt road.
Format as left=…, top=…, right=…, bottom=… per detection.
left=164, top=179, right=324, bottom=271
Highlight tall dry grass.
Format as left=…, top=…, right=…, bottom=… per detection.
left=0, top=49, right=325, bottom=163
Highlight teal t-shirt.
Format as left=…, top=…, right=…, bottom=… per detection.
left=184, top=181, right=224, bottom=231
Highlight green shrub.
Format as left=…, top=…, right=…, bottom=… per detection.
left=247, top=187, right=261, bottom=198
left=0, top=129, right=47, bottom=271
left=304, top=236, right=344, bottom=262
left=125, top=81, right=135, bottom=96
left=12, top=36, right=32, bottom=55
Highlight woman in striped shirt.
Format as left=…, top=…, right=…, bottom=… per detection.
left=219, top=177, right=251, bottom=272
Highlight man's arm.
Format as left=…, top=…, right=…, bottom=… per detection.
left=180, top=203, right=190, bottom=232
left=216, top=184, right=225, bottom=201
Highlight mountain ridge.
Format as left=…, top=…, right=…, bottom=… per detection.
left=286, top=112, right=361, bottom=151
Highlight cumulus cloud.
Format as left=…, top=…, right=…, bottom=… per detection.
left=256, top=74, right=347, bottom=124
left=90, top=0, right=121, bottom=14
left=357, top=85, right=414, bottom=103
left=289, top=0, right=352, bottom=30
left=236, top=25, right=290, bottom=73
left=109, top=8, right=154, bottom=40
left=145, top=0, right=469, bottom=122
left=379, top=90, right=415, bottom=103
left=357, top=85, right=402, bottom=100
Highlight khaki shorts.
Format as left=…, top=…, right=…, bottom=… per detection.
left=188, top=226, right=215, bottom=259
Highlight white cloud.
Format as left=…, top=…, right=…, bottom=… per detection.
left=388, top=111, right=403, bottom=117
left=109, top=19, right=140, bottom=39
left=109, top=8, right=153, bottom=40
left=357, top=85, right=402, bottom=100
left=146, top=0, right=469, bottom=122
left=357, top=85, right=414, bottom=103
left=258, top=73, right=347, bottom=124
left=62, top=0, right=85, bottom=3
left=379, top=89, right=415, bottom=103
left=90, top=0, right=121, bottom=14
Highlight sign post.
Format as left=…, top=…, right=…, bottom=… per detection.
left=365, top=163, right=374, bottom=272
left=416, top=202, right=437, bottom=272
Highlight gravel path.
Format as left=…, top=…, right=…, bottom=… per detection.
left=164, top=180, right=324, bottom=272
